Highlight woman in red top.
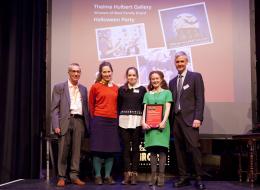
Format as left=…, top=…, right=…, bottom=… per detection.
left=89, top=61, right=120, bottom=185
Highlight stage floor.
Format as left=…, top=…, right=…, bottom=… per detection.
left=0, top=179, right=258, bottom=190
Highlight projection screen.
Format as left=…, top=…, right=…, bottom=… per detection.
left=47, top=0, right=255, bottom=136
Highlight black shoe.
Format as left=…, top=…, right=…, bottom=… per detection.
left=194, top=180, right=206, bottom=190
left=174, top=177, right=191, bottom=188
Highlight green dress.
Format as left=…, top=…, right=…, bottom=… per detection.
left=143, top=89, right=173, bottom=149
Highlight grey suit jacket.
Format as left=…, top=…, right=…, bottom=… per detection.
left=51, top=81, right=89, bottom=135
left=169, top=71, right=205, bottom=126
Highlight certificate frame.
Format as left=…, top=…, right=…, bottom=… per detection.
left=145, top=104, right=163, bottom=128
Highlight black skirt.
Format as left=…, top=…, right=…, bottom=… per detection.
left=90, top=116, right=120, bottom=153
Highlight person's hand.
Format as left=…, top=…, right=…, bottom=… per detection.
left=142, top=122, right=151, bottom=130
left=192, top=120, right=201, bottom=128
left=158, top=121, right=166, bottom=130
left=54, top=127, right=61, bottom=135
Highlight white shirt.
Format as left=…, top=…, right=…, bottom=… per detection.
left=68, top=80, right=82, bottom=115
left=128, top=83, right=140, bottom=89
left=177, top=68, right=188, bottom=87
left=119, top=115, right=142, bottom=129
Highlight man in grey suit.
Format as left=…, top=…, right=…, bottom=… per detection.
left=51, top=63, right=89, bottom=187
left=169, top=51, right=206, bottom=190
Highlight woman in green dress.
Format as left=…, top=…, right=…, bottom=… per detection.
left=142, top=70, right=173, bottom=187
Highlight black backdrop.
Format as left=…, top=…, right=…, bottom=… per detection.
left=0, top=0, right=46, bottom=183
left=256, top=0, right=260, bottom=122
left=0, top=0, right=259, bottom=185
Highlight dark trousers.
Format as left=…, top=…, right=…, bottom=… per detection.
left=173, top=112, right=203, bottom=178
left=119, top=127, right=141, bottom=172
left=58, top=117, right=85, bottom=180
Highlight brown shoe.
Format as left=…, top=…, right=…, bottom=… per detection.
left=157, top=173, right=165, bottom=187
left=71, top=178, right=85, bottom=186
left=94, top=176, right=103, bottom=185
left=104, top=176, right=116, bottom=185
left=148, top=173, right=157, bottom=186
left=131, top=172, right=138, bottom=185
left=121, top=171, right=131, bottom=185
left=56, top=178, right=65, bottom=187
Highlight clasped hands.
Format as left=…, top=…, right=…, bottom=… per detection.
left=142, top=121, right=166, bottom=130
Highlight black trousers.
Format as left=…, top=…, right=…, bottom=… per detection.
left=173, top=112, right=204, bottom=177
left=119, top=127, right=141, bottom=172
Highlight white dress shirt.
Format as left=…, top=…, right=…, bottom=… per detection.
left=68, top=80, right=82, bottom=115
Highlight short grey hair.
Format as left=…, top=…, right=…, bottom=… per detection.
left=68, top=63, right=81, bottom=71
left=174, top=51, right=188, bottom=61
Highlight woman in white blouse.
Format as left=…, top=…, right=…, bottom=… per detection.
left=117, top=67, right=146, bottom=185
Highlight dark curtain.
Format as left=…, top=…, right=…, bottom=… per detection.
left=0, top=0, right=46, bottom=183
left=256, top=0, right=260, bottom=122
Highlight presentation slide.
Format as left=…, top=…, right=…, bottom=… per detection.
left=50, top=0, right=252, bottom=135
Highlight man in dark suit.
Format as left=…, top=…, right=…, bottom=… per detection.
left=169, top=51, right=206, bottom=190
left=51, top=63, right=89, bottom=187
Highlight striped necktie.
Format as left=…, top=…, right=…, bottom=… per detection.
left=175, top=75, right=183, bottom=113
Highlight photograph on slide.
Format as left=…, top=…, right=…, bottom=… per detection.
left=96, top=23, right=148, bottom=60
left=137, top=47, right=193, bottom=85
left=159, top=2, right=213, bottom=49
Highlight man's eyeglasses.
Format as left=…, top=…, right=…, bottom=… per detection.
left=70, top=70, right=81, bottom=73
left=175, top=60, right=185, bottom=63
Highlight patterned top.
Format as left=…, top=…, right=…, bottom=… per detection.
left=118, top=85, right=146, bottom=115
left=118, top=85, right=146, bottom=129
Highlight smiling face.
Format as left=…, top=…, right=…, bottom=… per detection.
left=101, top=65, right=112, bottom=82
left=127, top=69, right=138, bottom=86
left=68, top=65, right=81, bottom=85
left=175, top=55, right=188, bottom=74
left=150, top=73, right=162, bottom=89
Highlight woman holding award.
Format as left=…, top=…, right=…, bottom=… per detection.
left=89, top=61, right=120, bottom=185
left=118, top=67, right=146, bottom=185
left=142, top=70, right=172, bottom=187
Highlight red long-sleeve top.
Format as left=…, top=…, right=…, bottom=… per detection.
left=89, top=82, right=118, bottom=119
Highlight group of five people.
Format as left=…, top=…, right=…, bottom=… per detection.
left=51, top=51, right=206, bottom=190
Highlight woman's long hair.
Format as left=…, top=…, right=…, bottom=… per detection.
left=122, top=67, right=139, bottom=91
left=147, top=70, right=168, bottom=91
left=95, top=61, right=113, bottom=83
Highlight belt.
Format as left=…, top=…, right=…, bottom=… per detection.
left=70, top=114, right=84, bottom=120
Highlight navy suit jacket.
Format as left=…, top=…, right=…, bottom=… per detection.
left=169, top=71, right=205, bottom=126
left=51, top=81, right=89, bottom=135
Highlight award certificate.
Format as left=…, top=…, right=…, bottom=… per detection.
left=145, top=104, right=163, bottom=128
